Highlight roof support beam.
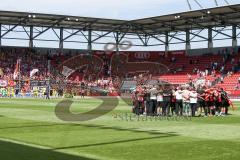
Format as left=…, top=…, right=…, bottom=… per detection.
left=136, top=25, right=166, bottom=44
left=237, top=30, right=240, bottom=38
left=63, top=29, right=81, bottom=41
left=91, top=22, right=130, bottom=42
left=87, top=29, right=92, bottom=54
left=29, top=26, right=33, bottom=48
left=22, top=26, right=30, bottom=38
left=52, top=28, right=60, bottom=39
left=190, top=29, right=208, bottom=41
left=1, top=24, right=18, bottom=38
left=33, top=26, right=52, bottom=39
left=119, top=32, right=126, bottom=42
left=165, top=32, right=169, bottom=53
left=208, top=27, right=213, bottom=49
left=116, top=31, right=120, bottom=54
left=114, top=32, right=120, bottom=73
left=168, top=32, right=186, bottom=42
left=214, top=0, right=219, bottom=6
left=186, top=29, right=191, bottom=51
left=92, top=31, right=112, bottom=42
left=149, top=34, right=166, bottom=45
left=145, top=35, right=151, bottom=45
left=194, top=0, right=204, bottom=9
left=92, top=29, right=126, bottom=44
left=224, top=0, right=229, bottom=5
left=80, top=31, right=88, bottom=41
left=188, top=19, right=232, bottom=38
left=137, top=34, right=147, bottom=46
left=212, top=28, right=232, bottom=39
left=186, top=0, right=192, bottom=10
left=59, top=27, right=64, bottom=50
left=232, top=25, right=237, bottom=47
left=33, top=18, right=65, bottom=39
left=212, top=27, right=227, bottom=39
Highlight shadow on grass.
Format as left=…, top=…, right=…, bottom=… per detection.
left=0, top=122, right=178, bottom=150
left=0, top=123, right=177, bottom=136
left=0, top=140, right=95, bottom=160
left=52, top=133, right=176, bottom=150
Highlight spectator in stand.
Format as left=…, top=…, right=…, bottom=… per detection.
left=231, top=58, right=235, bottom=64
left=223, top=56, right=227, bottom=64
left=171, top=57, right=176, bottom=63
left=227, top=71, right=233, bottom=77
left=211, top=69, right=216, bottom=77
left=189, top=59, right=192, bottom=64
left=205, top=69, right=208, bottom=76
left=187, top=74, right=192, bottom=81
left=220, top=65, right=225, bottom=74
left=214, top=62, right=218, bottom=69
left=220, top=76, right=224, bottom=84
left=235, top=84, right=240, bottom=90
left=193, top=68, right=197, bottom=74
left=206, top=80, right=212, bottom=87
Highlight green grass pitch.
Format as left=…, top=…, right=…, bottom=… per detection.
left=0, top=98, right=240, bottom=160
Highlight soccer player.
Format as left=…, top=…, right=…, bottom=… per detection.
left=45, top=85, right=50, bottom=100
left=182, top=86, right=191, bottom=116
left=189, top=88, right=198, bottom=117
left=174, top=87, right=183, bottom=116
left=197, top=86, right=207, bottom=117
left=162, top=86, right=172, bottom=116
left=143, top=86, right=150, bottom=115
left=156, top=86, right=164, bottom=116
left=81, top=88, right=85, bottom=98
left=213, top=88, right=222, bottom=116
left=220, top=88, right=230, bottom=115
left=170, top=88, right=176, bottom=116
left=149, top=85, right=158, bottom=116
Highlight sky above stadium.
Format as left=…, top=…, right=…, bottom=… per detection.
left=0, top=0, right=239, bottom=20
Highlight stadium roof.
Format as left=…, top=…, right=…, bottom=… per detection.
left=133, top=4, right=240, bottom=34
left=0, top=4, right=239, bottom=35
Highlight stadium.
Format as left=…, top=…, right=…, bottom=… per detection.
left=0, top=0, right=240, bottom=159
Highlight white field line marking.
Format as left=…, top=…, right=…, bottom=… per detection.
left=0, top=137, right=51, bottom=149
left=0, top=137, right=106, bottom=160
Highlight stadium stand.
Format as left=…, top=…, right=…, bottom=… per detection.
left=0, top=46, right=240, bottom=97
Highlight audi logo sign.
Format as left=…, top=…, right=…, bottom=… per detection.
left=134, top=52, right=150, bottom=59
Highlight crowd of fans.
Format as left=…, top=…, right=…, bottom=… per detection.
left=0, top=47, right=122, bottom=97
left=0, top=47, right=49, bottom=80
left=0, top=46, right=240, bottom=98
